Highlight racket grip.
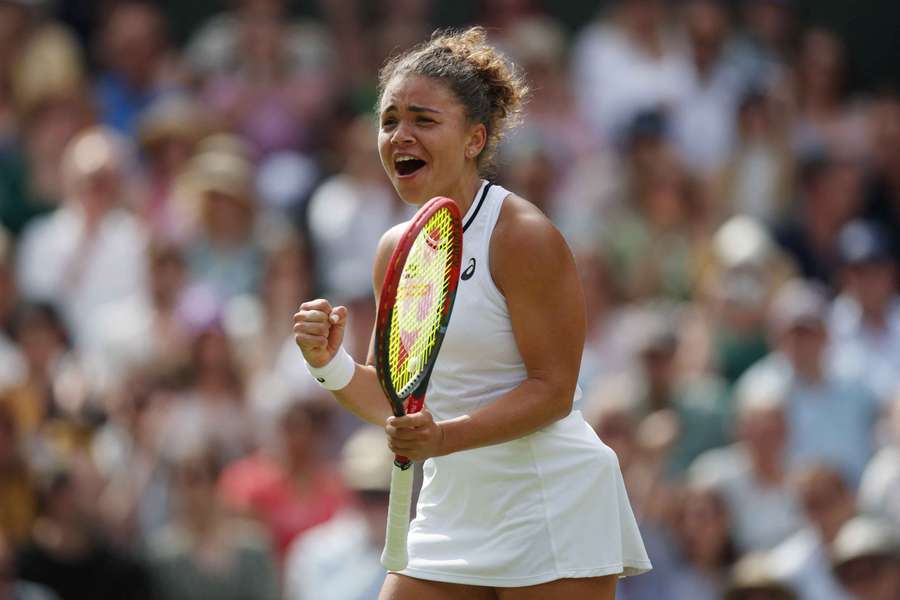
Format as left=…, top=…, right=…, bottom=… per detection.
left=381, top=462, right=415, bottom=571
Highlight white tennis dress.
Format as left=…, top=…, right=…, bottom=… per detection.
left=400, top=181, right=652, bottom=587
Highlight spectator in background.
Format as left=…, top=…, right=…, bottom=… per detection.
left=90, top=366, right=184, bottom=547
left=689, top=216, right=792, bottom=386
left=773, top=151, right=864, bottom=286
left=548, top=98, right=644, bottom=246
left=145, top=443, right=278, bottom=600
left=0, top=21, right=92, bottom=236
left=769, top=465, right=856, bottom=600
left=218, top=396, right=349, bottom=558
left=0, top=529, right=59, bottom=600
left=829, top=515, right=900, bottom=600
left=3, top=303, right=83, bottom=450
left=159, top=327, right=252, bottom=463
left=738, top=278, right=879, bottom=485
left=858, top=391, right=900, bottom=528
left=0, top=401, right=35, bottom=546
left=828, top=221, right=900, bottom=401
left=181, top=147, right=264, bottom=304
left=723, top=552, right=798, bottom=600
left=604, top=143, right=707, bottom=301
left=284, top=426, right=393, bottom=600
left=588, top=307, right=730, bottom=477
left=791, top=28, right=870, bottom=160
left=667, top=484, right=738, bottom=600
left=371, top=0, right=433, bottom=75
left=15, top=126, right=147, bottom=347
left=16, top=462, right=151, bottom=600
left=500, top=16, right=597, bottom=218
left=862, top=92, right=900, bottom=264
left=571, top=0, right=690, bottom=141
left=689, top=376, right=804, bottom=553
left=84, top=240, right=196, bottom=392
left=731, top=0, right=793, bottom=88
left=0, top=0, right=43, bottom=143
left=187, top=0, right=336, bottom=157
left=134, top=95, right=209, bottom=241
left=715, top=88, right=793, bottom=224
left=671, top=0, right=745, bottom=176
left=93, top=1, right=182, bottom=137
left=0, top=226, right=26, bottom=389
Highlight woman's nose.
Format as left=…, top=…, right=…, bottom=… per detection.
left=391, top=121, right=414, bottom=145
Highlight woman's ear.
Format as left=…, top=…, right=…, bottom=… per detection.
left=465, top=123, right=487, bottom=160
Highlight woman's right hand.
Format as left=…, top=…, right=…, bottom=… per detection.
left=293, top=299, right=348, bottom=368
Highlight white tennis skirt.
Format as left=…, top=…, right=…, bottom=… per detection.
left=399, top=411, right=652, bottom=587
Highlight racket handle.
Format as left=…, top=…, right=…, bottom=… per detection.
left=381, top=462, right=415, bottom=571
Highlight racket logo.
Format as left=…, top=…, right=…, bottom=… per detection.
left=461, top=257, right=476, bottom=280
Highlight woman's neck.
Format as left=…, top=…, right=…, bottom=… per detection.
left=443, top=170, right=484, bottom=218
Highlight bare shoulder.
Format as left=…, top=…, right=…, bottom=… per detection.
left=490, top=193, right=576, bottom=293
left=372, top=221, right=409, bottom=295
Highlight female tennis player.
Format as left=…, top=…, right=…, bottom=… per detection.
left=293, top=27, right=650, bottom=600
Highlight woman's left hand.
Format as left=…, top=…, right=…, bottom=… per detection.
left=385, top=410, right=444, bottom=461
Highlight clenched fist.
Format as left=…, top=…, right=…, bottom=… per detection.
left=293, top=299, right=348, bottom=367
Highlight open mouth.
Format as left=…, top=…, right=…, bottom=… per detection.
left=395, top=156, right=426, bottom=177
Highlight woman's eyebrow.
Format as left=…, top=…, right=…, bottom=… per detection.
left=382, top=104, right=442, bottom=114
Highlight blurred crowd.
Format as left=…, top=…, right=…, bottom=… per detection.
left=1, top=0, right=899, bottom=599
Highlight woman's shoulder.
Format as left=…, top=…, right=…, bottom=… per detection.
left=374, top=219, right=409, bottom=258
left=493, top=191, right=569, bottom=255
left=490, top=191, right=575, bottom=291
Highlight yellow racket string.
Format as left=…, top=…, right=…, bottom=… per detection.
left=388, top=208, right=456, bottom=396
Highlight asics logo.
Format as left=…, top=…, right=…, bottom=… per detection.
left=461, top=258, right=476, bottom=280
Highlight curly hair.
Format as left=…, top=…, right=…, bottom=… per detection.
left=378, top=27, right=529, bottom=174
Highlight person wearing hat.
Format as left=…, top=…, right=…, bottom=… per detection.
left=828, top=220, right=900, bottom=402
left=135, top=95, right=208, bottom=241
left=768, top=464, right=856, bottom=600
left=179, top=147, right=265, bottom=304
left=734, top=278, right=879, bottom=486
left=724, top=552, right=797, bottom=600
left=858, top=391, right=900, bottom=531
left=1, top=16, right=93, bottom=237
left=283, top=426, right=394, bottom=600
left=830, top=515, right=900, bottom=600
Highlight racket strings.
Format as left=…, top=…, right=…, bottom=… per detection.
left=388, top=208, right=458, bottom=396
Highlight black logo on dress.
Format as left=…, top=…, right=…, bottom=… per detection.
left=461, top=258, right=476, bottom=280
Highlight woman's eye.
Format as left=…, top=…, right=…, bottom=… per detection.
left=381, top=118, right=397, bottom=128
left=417, top=118, right=434, bottom=124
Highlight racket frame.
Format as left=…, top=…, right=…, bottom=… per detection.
left=374, top=197, right=462, bottom=572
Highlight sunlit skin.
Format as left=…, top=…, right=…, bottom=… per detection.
left=377, top=75, right=486, bottom=211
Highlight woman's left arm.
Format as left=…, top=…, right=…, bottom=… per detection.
left=385, top=196, right=586, bottom=460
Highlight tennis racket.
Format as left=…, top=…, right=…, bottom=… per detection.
left=374, top=196, right=463, bottom=571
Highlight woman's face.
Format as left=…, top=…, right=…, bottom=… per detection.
left=378, top=75, right=483, bottom=204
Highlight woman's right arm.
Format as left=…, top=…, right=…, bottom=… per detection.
left=292, top=224, right=405, bottom=426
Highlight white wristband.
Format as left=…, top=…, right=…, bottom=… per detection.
left=306, top=346, right=355, bottom=390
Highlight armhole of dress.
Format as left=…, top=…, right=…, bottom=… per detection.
left=481, top=187, right=509, bottom=304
